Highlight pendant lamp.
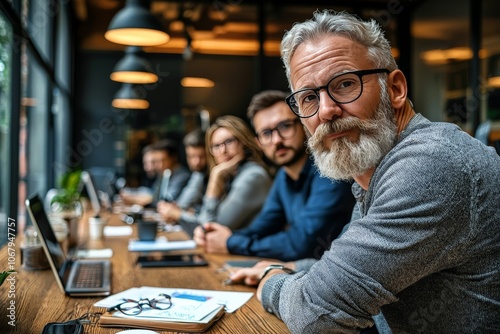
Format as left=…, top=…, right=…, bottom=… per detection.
left=488, top=55, right=500, bottom=88
left=105, top=0, right=169, bottom=46
left=112, top=84, right=150, bottom=109
left=110, top=46, right=158, bottom=84
left=181, top=77, right=215, bottom=88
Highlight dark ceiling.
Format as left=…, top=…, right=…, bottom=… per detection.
left=72, top=0, right=421, bottom=56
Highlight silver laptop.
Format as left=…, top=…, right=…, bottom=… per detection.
left=25, top=194, right=111, bottom=296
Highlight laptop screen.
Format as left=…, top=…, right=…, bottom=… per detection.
left=25, top=194, right=66, bottom=276
left=80, top=171, right=101, bottom=215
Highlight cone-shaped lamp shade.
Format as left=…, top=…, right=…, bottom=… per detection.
left=110, top=46, right=158, bottom=84
left=112, top=84, right=150, bottom=109
left=105, top=0, right=169, bottom=46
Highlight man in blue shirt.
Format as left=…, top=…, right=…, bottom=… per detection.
left=193, top=90, right=355, bottom=261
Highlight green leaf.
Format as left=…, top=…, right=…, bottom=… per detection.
left=0, top=270, right=14, bottom=286
left=51, top=169, right=82, bottom=205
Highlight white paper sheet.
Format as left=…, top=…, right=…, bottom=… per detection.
left=94, top=286, right=253, bottom=314
left=104, top=226, right=133, bottom=237
left=75, top=248, right=113, bottom=258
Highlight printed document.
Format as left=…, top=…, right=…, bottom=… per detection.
left=94, top=286, right=253, bottom=317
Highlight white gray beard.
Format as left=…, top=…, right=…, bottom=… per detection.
left=307, top=86, right=397, bottom=181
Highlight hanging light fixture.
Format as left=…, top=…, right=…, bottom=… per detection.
left=105, top=0, right=170, bottom=46
left=112, top=84, right=150, bottom=109
left=181, top=77, right=215, bottom=88
left=488, top=55, right=500, bottom=88
left=110, top=46, right=158, bottom=84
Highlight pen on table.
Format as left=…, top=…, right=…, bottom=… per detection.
left=200, top=223, right=207, bottom=233
left=223, top=277, right=236, bottom=286
left=222, top=269, right=242, bottom=286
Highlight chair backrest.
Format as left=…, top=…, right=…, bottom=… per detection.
left=475, top=120, right=492, bottom=145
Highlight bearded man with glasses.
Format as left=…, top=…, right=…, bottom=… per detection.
left=193, top=90, right=355, bottom=261
left=229, top=10, right=500, bottom=334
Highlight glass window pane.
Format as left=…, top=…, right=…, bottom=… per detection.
left=0, top=10, right=13, bottom=243
left=25, top=50, right=50, bottom=196
left=483, top=0, right=500, bottom=153
left=412, top=0, right=470, bottom=130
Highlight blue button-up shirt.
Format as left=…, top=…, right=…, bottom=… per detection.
left=227, top=157, right=355, bottom=261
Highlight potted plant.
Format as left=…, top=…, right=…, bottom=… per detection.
left=50, top=169, right=83, bottom=250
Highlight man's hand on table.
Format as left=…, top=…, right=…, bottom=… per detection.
left=228, top=260, right=296, bottom=301
left=193, top=222, right=232, bottom=254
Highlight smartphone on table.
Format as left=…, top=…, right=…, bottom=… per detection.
left=137, top=254, right=208, bottom=267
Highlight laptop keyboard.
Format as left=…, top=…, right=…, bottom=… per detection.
left=72, top=262, right=104, bottom=288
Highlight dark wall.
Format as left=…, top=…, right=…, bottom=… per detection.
left=73, top=51, right=183, bottom=170
left=183, top=55, right=290, bottom=120
left=72, top=50, right=289, bottom=174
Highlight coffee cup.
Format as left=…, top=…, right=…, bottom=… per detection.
left=137, top=220, right=158, bottom=241
left=89, top=216, right=106, bottom=240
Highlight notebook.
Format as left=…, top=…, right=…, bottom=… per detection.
left=25, top=194, right=111, bottom=297
left=98, top=305, right=225, bottom=332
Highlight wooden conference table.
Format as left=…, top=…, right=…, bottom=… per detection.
left=0, top=210, right=290, bottom=333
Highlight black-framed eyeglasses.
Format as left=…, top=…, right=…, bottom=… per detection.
left=256, top=119, right=299, bottom=146
left=285, top=68, right=390, bottom=118
left=209, top=137, right=238, bottom=156
left=107, top=293, right=172, bottom=315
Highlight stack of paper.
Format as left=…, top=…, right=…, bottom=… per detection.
left=95, top=286, right=253, bottom=314
left=94, top=286, right=254, bottom=332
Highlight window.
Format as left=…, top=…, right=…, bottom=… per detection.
left=0, top=10, right=13, bottom=243
left=0, top=0, right=74, bottom=246
left=412, top=0, right=500, bottom=138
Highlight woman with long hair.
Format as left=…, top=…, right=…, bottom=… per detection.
left=197, top=115, right=273, bottom=230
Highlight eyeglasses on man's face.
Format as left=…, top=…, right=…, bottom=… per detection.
left=256, top=119, right=299, bottom=146
left=209, top=137, right=238, bottom=156
left=107, top=293, right=172, bottom=315
left=285, top=68, right=390, bottom=118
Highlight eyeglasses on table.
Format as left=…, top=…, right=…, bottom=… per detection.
left=107, top=293, right=172, bottom=315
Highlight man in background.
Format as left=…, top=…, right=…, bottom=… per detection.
left=140, top=145, right=158, bottom=189
left=121, top=139, right=190, bottom=207
left=194, top=90, right=355, bottom=261
left=157, top=129, right=208, bottom=222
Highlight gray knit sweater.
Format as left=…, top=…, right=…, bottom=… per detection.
left=261, top=114, right=500, bottom=333
left=198, top=161, right=272, bottom=230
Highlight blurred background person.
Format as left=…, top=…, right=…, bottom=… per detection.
left=140, top=145, right=158, bottom=189
left=157, top=128, right=208, bottom=222
left=154, top=139, right=191, bottom=205
left=121, top=139, right=190, bottom=208
left=119, top=143, right=159, bottom=207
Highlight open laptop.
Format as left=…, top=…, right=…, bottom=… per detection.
left=86, top=167, right=121, bottom=209
left=25, top=194, right=111, bottom=297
